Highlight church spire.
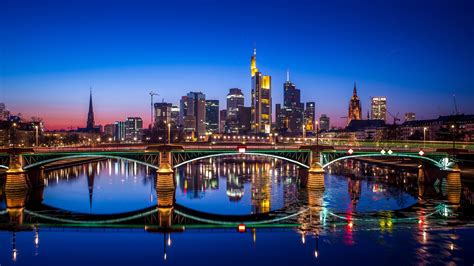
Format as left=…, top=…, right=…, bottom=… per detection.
left=87, top=87, right=95, bottom=129
left=353, top=82, right=357, bottom=96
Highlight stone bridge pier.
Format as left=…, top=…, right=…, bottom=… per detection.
left=147, top=145, right=182, bottom=228
left=302, top=145, right=330, bottom=191
left=446, top=164, right=462, bottom=207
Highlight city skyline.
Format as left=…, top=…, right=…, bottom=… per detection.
left=1, top=0, right=473, bottom=130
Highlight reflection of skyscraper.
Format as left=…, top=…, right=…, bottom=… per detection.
left=251, top=163, right=272, bottom=213
left=348, top=83, right=362, bottom=125
left=348, top=178, right=361, bottom=207
left=226, top=173, right=244, bottom=201
left=250, top=49, right=272, bottom=134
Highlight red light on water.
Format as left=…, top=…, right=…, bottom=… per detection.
left=238, top=224, right=246, bottom=232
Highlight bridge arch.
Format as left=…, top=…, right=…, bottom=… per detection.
left=173, top=152, right=310, bottom=169
left=322, top=153, right=446, bottom=169
left=23, top=154, right=159, bottom=170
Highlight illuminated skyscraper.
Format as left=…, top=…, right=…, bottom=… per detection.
left=205, top=100, right=219, bottom=133
left=282, top=72, right=304, bottom=134
left=124, top=117, right=143, bottom=142
left=348, top=82, right=362, bottom=125
left=304, top=102, right=316, bottom=132
left=185, top=92, right=206, bottom=137
left=319, top=114, right=330, bottom=131
left=371, top=96, right=387, bottom=121
left=250, top=49, right=272, bottom=134
left=226, top=88, right=244, bottom=134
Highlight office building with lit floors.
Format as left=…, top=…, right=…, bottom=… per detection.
left=205, top=100, right=219, bottom=134
left=250, top=49, right=272, bottom=134
left=183, top=92, right=206, bottom=138
left=371, top=96, right=387, bottom=121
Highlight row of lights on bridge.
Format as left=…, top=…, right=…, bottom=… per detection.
left=347, top=148, right=425, bottom=156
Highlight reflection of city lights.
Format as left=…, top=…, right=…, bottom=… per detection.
left=450, top=243, right=454, bottom=250
left=238, top=224, right=246, bottom=233
left=167, top=234, right=172, bottom=246
left=13, top=249, right=17, bottom=261
left=301, top=233, right=306, bottom=244
left=348, top=222, right=353, bottom=228
left=314, top=250, right=318, bottom=258
left=164, top=253, right=167, bottom=260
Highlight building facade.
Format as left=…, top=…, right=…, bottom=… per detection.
left=226, top=88, right=245, bottom=134
left=371, top=96, right=387, bottom=121
left=348, top=83, right=362, bottom=125
left=124, top=117, right=143, bottom=142
left=205, top=100, right=219, bottom=133
left=250, top=49, right=272, bottom=134
left=184, top=92, right=206, bottom=137
left=319, top=114, right=330, bottom=131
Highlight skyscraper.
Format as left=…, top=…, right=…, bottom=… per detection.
left=185, top=92, right=206, bottom=137
left=348, top=82, right=362, bottom=125
left=319, top=114, right=330, bottom=131
left=281, top=72, right=304, bottom=134
left=250, top=49, right=272, bottom=134
left=124, top=117, right=143, bottom=142
left=154, top=102, right=172, bottom=126
left=371, top=96, right=387, bottom=121
left=205, top=100, right=219, bottom=133
left=226, top=88, right=245, bottom=134
left=304, top=102, right=316, bottom=132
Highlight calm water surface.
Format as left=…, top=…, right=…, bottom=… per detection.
left=0, top=155, right=473, bottom=265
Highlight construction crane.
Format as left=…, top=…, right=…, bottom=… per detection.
left=453, top=94, right=459, bottom=115
left=387, top=110, right=400, bottom=125
left=149, top=91, right=159, bottom=127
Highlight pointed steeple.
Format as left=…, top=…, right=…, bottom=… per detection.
left=86, top=163, right=95, bottom=212
left=87, top=87, right=95, bottom=129
left=353, top=82, right=357, bottom=96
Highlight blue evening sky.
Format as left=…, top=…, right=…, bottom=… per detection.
left=1, top=0, right=473, bottom=129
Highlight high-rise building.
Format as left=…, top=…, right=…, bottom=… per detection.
left=238, top=107, right=252, bottom=134
left=185, top=92, right=206, bottom=136
left=124, top=117, right=143, bottom=142
left=103, top=124, right=116, bottom=138
left=179, top=96, right=189, bottom=127
left=371, top=96, right=387, bottom=121
left=226, top=88, right=245, bottom=134
left=304, top=102, right=316, bottom=132
left=319, top=114, right=330, bottom=131
left=154, top=102, right=172, bottom=126
left=250, top=49, right=272, bottom=134
left=219, top=110, right=227, bottom=133
left=281, top=72, right=304, bottom=134
left=348, top=82, right=362, bottom=125
left=170, top=105, right=180, bottom=126
left=0, top=103, right=10, bottom=121
left=405, top=112, right=416, bottom=122
left=205, top=100, right=219, bottom=133
left=114, top=121, right=126, bottom=142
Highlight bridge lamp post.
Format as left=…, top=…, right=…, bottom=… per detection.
left=423, top=127, right=427, bottom=149
left=11, top=122, right=18, bottom=147
left=451, top=124, right=456, bottom=158
left=167, top=123, right=171, bottom=144
left=34, top=125, right=39, bottom=147
left=315, top=121, right=319, bottom=147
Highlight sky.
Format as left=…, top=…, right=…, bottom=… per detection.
left=1, top=0, right=473, bottom=130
